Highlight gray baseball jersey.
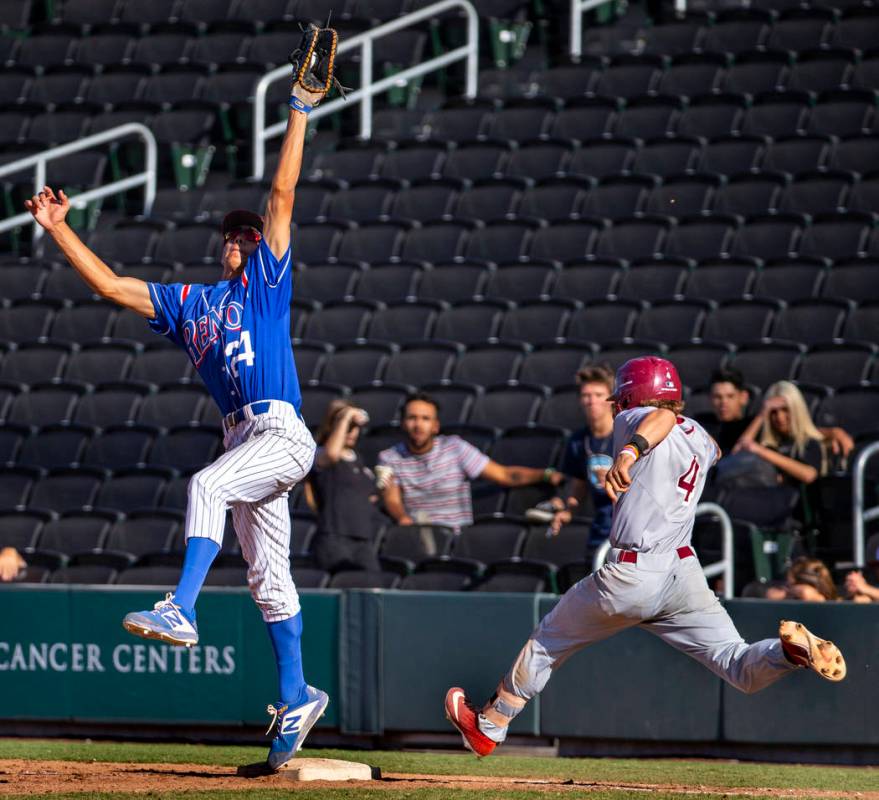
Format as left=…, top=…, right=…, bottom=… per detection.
left=610, top=407, right=720, bottom=554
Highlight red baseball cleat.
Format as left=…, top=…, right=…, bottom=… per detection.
left=444, top=687, right=497, bottom=757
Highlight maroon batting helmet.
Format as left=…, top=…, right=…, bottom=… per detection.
left=610, top=356, right=682, bottom=411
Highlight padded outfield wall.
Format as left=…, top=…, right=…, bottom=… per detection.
left=0, top=587, right=875, bottom=755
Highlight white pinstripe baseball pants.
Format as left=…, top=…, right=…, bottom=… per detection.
left=185, top=400, right=316, bottom=622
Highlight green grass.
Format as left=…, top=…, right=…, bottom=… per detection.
left=1, top=739, right=876, bottom=799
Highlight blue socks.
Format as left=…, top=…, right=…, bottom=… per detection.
left=173, top=537, right=220, bottom=616
left=266, top=612, right=308, bottom=707
left=174, top=538, right=307, bottom=707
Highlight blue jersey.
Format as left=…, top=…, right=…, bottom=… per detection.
left=147, top=239, right=302, bottom=416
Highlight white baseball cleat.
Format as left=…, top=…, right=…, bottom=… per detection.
left=122, top=593, right=198, bottom=647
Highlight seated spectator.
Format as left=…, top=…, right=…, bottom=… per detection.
left=548, top=365, right=615, bottom=548
left=304, top=400, right=384, bottom=572
left=786, top=556, right=839, bottom=602
left=702, top=368, right=853, bottom=459
left=0, top=547, right=25, bottom=582
left=379, top=392, right=563, bottom=531
left=700, top=367, right=754, bottom=455
left=844, top=533, right=879, bottom=603
left=734, top=381, right=827, bottom=488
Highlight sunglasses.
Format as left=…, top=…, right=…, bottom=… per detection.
left=224, top=227, right=262, bottom=243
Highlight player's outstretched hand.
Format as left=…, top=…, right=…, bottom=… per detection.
left=604, top=453, right=634, bottom=503
left=24, top=185, right=69, bottom=231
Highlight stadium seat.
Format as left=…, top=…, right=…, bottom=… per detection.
left=483, top=263, right=556, bottom=303
left=380, top=524, right=454, bottom=564
left=519, top=343, right=594, bottom=388
left=581, top=176, right=651, bottom=221
left=37, top=511, right=113, bottom=556
left=750, top=259, right=826, bottom=303
left=72, top=387, right=145, bottom=428
left=6, top=384, right=81, bottom=427
left=452, top=518, right=526, bottom=563
left=348, top=385, right=410, bottom=426
left=320, top=342, right=393, bottom=386
left=368, top=300, right=441, bottom=341
left=433, top=300, right=507, bottom=344
left=354, top=263, right=423, bottom=303
left=615, top=261, right=689, bottom=302
left=383, top=343, right=459, bottom=387
left=568, top=299, right=641, bottom=343
left=453, top=343, right=525, bottom=386
left=80, top=425, right=157, bottom=471
left=393, top=181, right=460, bottom=222
left=94, top=469, right=171, bottom=513
left=797, top=344, right=875, bottom=389
left=730, top=341, right=805, bottom=389
left=17, top=424, right=93, bottom=471
left=553, top=261, right=620, bottom=302
left=104, top=511, right=180, bottom=556
left=147, top=425, right=221, bottom=471
left=466, top=385, right=546, bottom=429
left=702, top=299, right=780, bottom=342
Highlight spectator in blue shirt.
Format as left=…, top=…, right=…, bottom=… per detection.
left=550, top=365, right=616, bottom=550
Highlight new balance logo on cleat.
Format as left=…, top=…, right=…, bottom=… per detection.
left=266, top=687, right=330, bottom=771
left=280, top=707, right=307, bottom=736
left=158, top=606, right=187, bottom=629
left=122, top=593, right=199, bottom=647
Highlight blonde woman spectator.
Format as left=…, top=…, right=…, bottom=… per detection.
left=735, top=381, right=827, bottom=487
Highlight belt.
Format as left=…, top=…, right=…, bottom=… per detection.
left=223, top=400, right=272, bottom=432
left=617, top=546, right=695, bottom=564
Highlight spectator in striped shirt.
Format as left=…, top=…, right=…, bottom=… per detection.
left=378, top=393, right=563, bottom=531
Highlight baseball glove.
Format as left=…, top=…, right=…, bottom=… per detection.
left=289, top=24, right=341, bottom=108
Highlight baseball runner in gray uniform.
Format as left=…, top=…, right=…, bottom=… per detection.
left=445, top=356, right=847, bottom=757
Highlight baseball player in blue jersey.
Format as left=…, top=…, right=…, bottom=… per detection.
left=445, top=357, right=847, bottom=758
left=24, top=29, right=339, bottom=772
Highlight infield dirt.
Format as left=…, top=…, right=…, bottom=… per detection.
left=1, top=759, right=878, bottom=799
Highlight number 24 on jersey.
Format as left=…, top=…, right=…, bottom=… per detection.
left=225, top=330, right=255, bottom=377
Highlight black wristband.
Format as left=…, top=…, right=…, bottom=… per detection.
left=628, top=433, right=650, bottom=455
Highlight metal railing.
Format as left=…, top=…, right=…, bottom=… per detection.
left=252, top=0, right=480, bottom=179
left=570, top=0, right=688, bottom=59
left=0, top=123, right=157, bottom=244
left=852, top=441, right=879, bottom=567
left=591, top=502, right=735, bottom=599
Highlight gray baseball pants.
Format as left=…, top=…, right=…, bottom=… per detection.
left=481, top=548, right=796, bottom=742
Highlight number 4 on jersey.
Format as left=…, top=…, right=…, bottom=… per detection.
left=677, top=456, right=700, bottom=503
left=225, top=330, right=255, bottom=377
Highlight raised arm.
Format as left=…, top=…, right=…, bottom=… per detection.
left=262, top=37, right=332, bottom=260
left=480, top=461, right=563, bottom=488
left=24, top=187, right=154, bottom=318
left=262, top=109, right=309, bottom=261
